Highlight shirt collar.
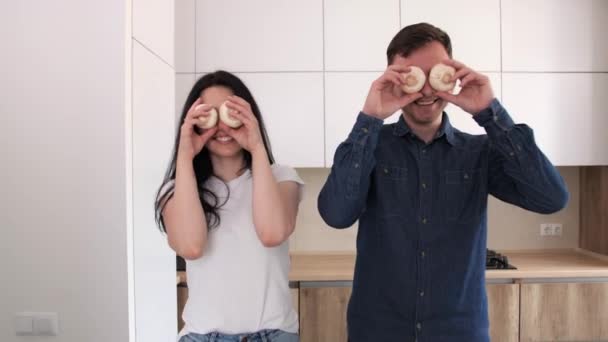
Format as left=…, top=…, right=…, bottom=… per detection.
left=393, top=112, right=456, bottom=146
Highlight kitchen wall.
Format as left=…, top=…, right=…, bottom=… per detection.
left=291, top=167, right=580, bottom=251
left=0, top=1, right=129, bottom=341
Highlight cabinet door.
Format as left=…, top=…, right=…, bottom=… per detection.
left=502, top=0, right=608, bottom=72
left=502, top=73, right=608, bottom=166
left=486, top=284, right=520, bottom=342
left=520, top=282, right=608, bottom=341
left=299, top=286, right=351, bottom=342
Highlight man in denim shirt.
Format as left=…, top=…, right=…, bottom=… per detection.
left=317, top=23, right=568, bottom=341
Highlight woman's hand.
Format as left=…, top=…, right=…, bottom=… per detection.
left=223, top=95, right=265, bottom=155
left=178, top=98, right=218, bottom=160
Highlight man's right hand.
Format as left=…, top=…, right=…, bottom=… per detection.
left=362, top=65, right=423, bottom=120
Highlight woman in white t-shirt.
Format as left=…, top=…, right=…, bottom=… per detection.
left=155, top=71, right=303, bottom=342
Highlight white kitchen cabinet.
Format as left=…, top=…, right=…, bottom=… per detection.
left=195, top=0, right=323, bottom=72
left=236, top=72, right=325, bottom=167
left=502, top=73, right=608, bottom=166
left=133, top=0, right=175, bottom=67
left=175, top=73, right=196, bottom=121
left=324, top=72, right=402, bottom=167
left=132, top=40, right=178, bottom=342
left=324, top=0, right=399, bottom=71
left=502, top=0, right=608, bottom=72
left=401, top=0, right=501, bottom=72
left=174, top=0, right=195, bottom=72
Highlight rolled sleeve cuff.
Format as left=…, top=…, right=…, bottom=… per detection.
left=473, top=98, right=516, bottom=137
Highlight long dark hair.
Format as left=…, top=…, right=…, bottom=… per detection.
left=154, top=70, right=274, bottom=233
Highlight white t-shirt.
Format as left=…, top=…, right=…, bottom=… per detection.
left=170, top=164, right=304, bottom=339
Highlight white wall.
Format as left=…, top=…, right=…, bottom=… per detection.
left=0, top=1, right=129, bottom=341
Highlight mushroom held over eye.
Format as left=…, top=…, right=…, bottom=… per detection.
left=195, top=105, right=219, bottom=129
left=429, top=63, right=456, bottom=92
left=400, top=66, right=426, bottom=94
left=219, top=101, right=243, bottom=128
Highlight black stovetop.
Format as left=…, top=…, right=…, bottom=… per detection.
left=486, top=249, right=517, bottom=269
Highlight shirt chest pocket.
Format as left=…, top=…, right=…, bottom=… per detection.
left=443, top=169, right=484, bottom=222
left=375, top=164, right=415, bottom=218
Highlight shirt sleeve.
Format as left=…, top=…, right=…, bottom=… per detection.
left=317, top=112, right=384, bottom=228
left=272, top=164, right=305, bottom=203
left=474, top=99, right=569, bottom=213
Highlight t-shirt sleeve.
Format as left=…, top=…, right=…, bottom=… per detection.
left=271, top=164, right=305, bottom=203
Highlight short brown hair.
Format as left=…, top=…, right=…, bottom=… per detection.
left=386, top=22, right=452, bottom=64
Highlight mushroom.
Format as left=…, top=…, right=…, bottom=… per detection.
left=194, top=105, right=218, bottom=129
left=429, top=63, right=456, bottom=92
left=219, top=101, right=243, bottom=128
left=400, top=66, right=426, bottom=94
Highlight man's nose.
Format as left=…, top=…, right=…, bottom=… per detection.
left=421, top=78, right=434, bottom=96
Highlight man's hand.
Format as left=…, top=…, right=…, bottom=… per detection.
left=435, top=59, right=495, bottom=115
left=362, top=65, right=423, bottom=120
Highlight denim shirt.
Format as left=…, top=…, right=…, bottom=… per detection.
left=317, top=99, right=568, bottom=342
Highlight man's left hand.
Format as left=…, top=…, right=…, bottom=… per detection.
left=435, top=59, right=495, bottom=115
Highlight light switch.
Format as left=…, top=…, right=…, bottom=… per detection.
left=33, top=313, right=59, bottom=336
left=15, top=313, right=34, bottom=335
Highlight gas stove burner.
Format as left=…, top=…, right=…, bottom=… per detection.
left=486, top=249, right=517, bottom=270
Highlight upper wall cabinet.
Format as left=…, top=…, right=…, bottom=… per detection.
left=502, top=0, right=608, bottom=72
left=195, top=0, right=323, bottom=72
left=175, top=0, right=195, bottom=72
left=402, top=0, right=501, bottom=72
left=133, top=0, right=175, bottom=67
left=324, top=0, right=399, bottom=71
left=502, top=73, right=608, bottom=166
left=237, top=72, right=325, bottom=168
left=324, top=72, right=399, bottom=167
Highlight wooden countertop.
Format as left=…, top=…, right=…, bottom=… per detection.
left=177, top=249, right=608, bottom=284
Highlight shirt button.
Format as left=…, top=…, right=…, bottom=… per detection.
left=422, top=149, right=427, bottom=154
left=354, top=163, right=359, bottom=168
left=417, top=322, right=422, bottom=330
left=463, top=173, right=469, bottom=179
left=509, top=151, right=515, bottom=157
left=422, top=218, right=427, bottom=224
left=362, top=127, right=369, bottom=133
left=421, top=183, right=427, bottom=189
left=420, top=291, right=424, bottom=297
left=421, top=251, right=425, bottom=258
left=383, top=168, right=389, bottom=174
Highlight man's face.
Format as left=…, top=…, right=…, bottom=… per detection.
left=391, top=41, right=451, bottom=127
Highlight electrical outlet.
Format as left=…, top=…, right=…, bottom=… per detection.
left=553, top=223, right=563, bottom=236
left=540, top=223, right=553, bottom=236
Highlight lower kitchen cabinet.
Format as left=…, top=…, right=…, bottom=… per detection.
left=487, top=284, right=520, bottom=342
left=520, top=282, right=608, bottom=342
left=299, top=286, right=351, bottom=342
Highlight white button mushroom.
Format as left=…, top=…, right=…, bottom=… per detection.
left=400, top=66, right=426, bottom=94
left=219, top=101, right=243, bottom=128
left=429, top=63, right=456, bottom=92
left=194, top=105, right=218, bottom=129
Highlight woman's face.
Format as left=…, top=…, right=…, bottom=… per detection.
left=199, top=85, right=244, bottom=159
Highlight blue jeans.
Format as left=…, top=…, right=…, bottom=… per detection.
left=179, top=329, right=299, bottom=342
